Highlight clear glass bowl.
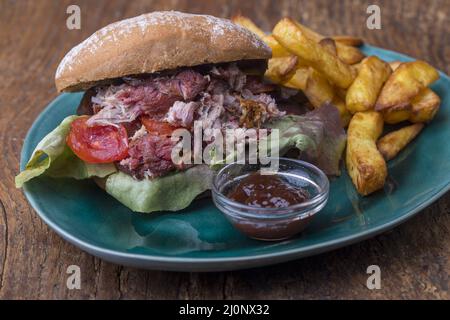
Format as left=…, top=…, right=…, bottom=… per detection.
left=212, top=158, right=330, bottom=241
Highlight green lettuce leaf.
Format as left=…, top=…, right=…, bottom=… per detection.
left=104, top=165, right=213, bottom=213
left=15, top=115, right=117, bottom=188
left=265, top=104, right=347, bottom=175
left=210, top=104, right=346, bottom=175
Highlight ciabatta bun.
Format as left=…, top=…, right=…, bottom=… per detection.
left=55, top=11, right=271, bottom=92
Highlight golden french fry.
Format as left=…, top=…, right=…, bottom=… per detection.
left=291, top=20, right=365, bottom=65
left=346, top=111, right=387, bottom=196
left=283, top=67, right=334, bottom=105
left=333, top=35, right=364, bottom=47
left=377, top=124, right=424, bottom=161
left=273, top=18, right=355, bottom=89
left=290, top=20, right=324, bottom=42
left=375, top=61, right=440, bottom=111
left=409, top=88, right=441, bottom=123
left=231, top=14, right=266, bottom=38
left=283, top=66, right=309, bottom=89
left=283, top=67, right=350, bottom=126
left=303, top=68, right=336, bottom=107
left=389, top=61, right=402, bottom=71
left=335, top=44, right=365, bottom=65
left=265, top=56, right=299, bottom=84
left=319, top=38, right=338, bottom=55
left=381, top=88, right=440, bottom=124
left=263, top=35, right=310, bottom=67
left=346, top=56, right=392, bottom=113
left=381, top=106, right=412, bottom=124
left=263, top=35, right=291, bottom=57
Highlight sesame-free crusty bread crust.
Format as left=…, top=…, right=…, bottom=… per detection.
left=55, top=11, right=272, bottom=92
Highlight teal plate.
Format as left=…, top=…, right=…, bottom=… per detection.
left=21, top=45, right=450, bottom=271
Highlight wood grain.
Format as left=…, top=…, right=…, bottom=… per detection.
left=0, top=0, right=449, bottom=299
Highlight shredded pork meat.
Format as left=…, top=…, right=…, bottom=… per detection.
left=82, top=62, right=286, bottom=179
left=165, top=101, right=199, bottom=128
left=118, top=133, right=179, bottom=179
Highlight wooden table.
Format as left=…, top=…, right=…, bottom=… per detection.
left=1, top=0, right=449, bottom=299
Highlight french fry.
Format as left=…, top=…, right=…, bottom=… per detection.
left=290, top=20, right=326, bottom=42
left=303, top=68, right=336, bottom=107
left=265, top=56, right=299, bottom=84
left=263, top=35, right=292, bottom=57
left=346, top=111, right=387, bottom=196
left=332, top=35, right=364, bottom=47
left=283, top=67, right=309, bottom=90
left=346, top=56, right=392, bottom=113
left=231, top=14, right=266, bottom=38
left=319, top=38, right=338, bottom=55
left=273, top=18, right=356, bottom=89
left=291, top=20, right=365, bottom=65
left=375, top=61, right=440, bottom=111
left=264, top=35, right=310, bottom=67
left=284, top=68, right=351, bottom=126
left=389, top=61, right=402, bottom=71
left=335, top=44, right=366, bottom=65
left=381, top=106, right=412, bottom=124
left=409, top=88, right=441, bottom=123
left=234, top=15, right=364, bottom=65
left=284, top=67, right=335, bottom=107
left=377, top=124, right=424, bottom=161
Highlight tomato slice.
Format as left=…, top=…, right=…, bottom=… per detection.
left=67, top=117, right=129, bottom=163
left=140, top=116, right=179, bottom=136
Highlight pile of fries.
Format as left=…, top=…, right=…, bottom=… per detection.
left=232, top=15, right=441, bottom=196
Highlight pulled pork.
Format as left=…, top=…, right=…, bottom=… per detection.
left=81, top=62, right=287, bottom=179
left=118, top=133, right=179, bottom=179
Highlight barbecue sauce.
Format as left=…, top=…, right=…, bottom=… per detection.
left=228, top=172, right=310, bottom=208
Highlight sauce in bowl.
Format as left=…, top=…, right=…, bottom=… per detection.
left=228, top=172, right=310, bottom=208
left=212, top=159, right=330, bottom=241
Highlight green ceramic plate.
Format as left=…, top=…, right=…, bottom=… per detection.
left=21, top=45, right=450, bottom=271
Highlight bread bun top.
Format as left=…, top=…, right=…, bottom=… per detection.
left=55, top=11, right=271, bottom=92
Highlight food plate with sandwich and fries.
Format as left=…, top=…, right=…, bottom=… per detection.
left=17, top=12, right=450, bottom=271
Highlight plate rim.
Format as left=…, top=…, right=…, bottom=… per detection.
left=20, top=45, right=450, bottom=271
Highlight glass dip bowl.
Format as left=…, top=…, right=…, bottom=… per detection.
left=212, top=158, right=330, bottom=241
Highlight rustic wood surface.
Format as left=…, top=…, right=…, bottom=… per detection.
left=0, top=0, right=449, bottom=299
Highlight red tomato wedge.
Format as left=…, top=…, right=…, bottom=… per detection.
left=140, top=116, right=180, bottom=136
left=67, top=117, right=129, bottom=163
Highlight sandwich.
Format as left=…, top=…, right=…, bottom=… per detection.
left=16, top=11, right=346, bottom=213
